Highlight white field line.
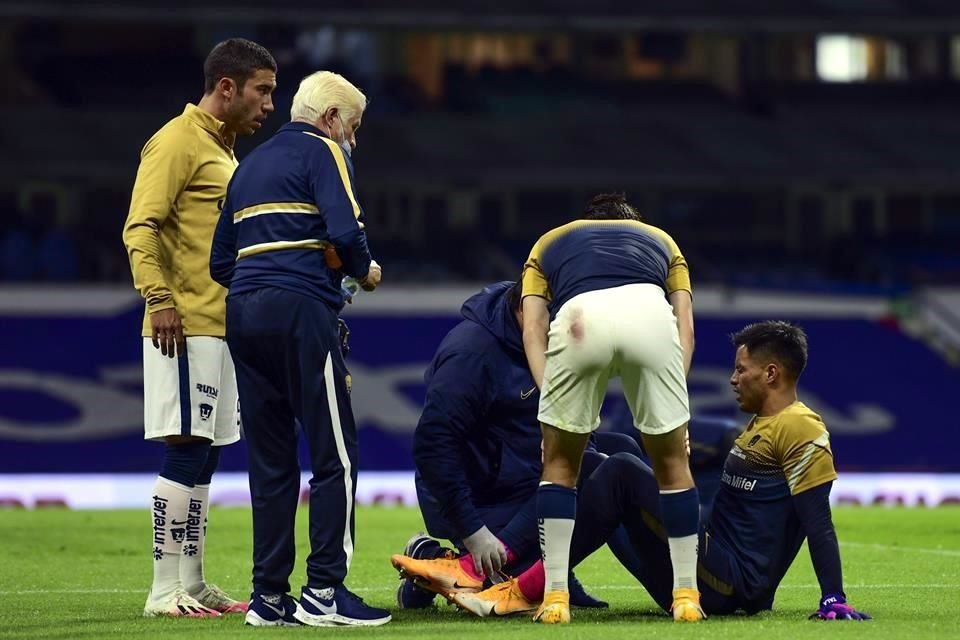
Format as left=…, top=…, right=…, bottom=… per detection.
left=841, top=542, right=960, bottom=558
left=1, top=584, right=958, bottom=596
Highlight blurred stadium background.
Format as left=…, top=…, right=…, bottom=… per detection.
left=2, top=0, right=960, bottom=508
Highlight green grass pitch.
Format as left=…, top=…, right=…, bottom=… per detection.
left=2, top=506, right=958, bottom=639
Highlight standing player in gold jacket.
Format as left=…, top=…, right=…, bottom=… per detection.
left=122, top=38, right=276, bottom=618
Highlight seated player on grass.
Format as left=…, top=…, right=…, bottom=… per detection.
left=448, top=321, right=871, bottom=621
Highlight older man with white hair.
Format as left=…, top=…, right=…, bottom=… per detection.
left=210, top=70, right=388, bottom=627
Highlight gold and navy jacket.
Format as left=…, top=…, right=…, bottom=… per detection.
left=210, top=121, right=372, bottom=310
left=123, top=104, right=238, bottom=337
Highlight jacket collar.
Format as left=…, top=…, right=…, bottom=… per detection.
left=182, top=103, right=234, bottom=149
left=281, top=120, right=328, bottom=138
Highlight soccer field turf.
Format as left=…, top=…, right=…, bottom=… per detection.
left=2, top=506, right=958, bottom=639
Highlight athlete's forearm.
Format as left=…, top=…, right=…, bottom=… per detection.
left=123, top=222, right=174, bottom=312
left=678, top=328, right=694, bottom=377
left=413, top=422, right=484, bottom=539
left=329, top=227, right=372, bottom=279
left=521, top=296, right=550, bottom=388
left=794, top=482, right=844, bottom=597
left=668, top=290, right=694, bottom=376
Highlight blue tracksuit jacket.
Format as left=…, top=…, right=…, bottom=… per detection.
left=413, top=282, right=543, bottom=540
left=209, top=121, right=371, bottom=308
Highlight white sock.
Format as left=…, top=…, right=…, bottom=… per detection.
left=150, top=476, right=192, bottom=600
left=538, top=482, right=577, bottom=594
left=541, top=516, right=575, bottom=593
left=180, top=484, right=210, bottom=594
left=150, top=476, right=192, bottom=601
left=668, top=534, right=699, bottom=590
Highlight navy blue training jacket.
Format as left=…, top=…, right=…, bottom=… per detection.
left=413, top=282, right=543, bottom=539
left=210, top=121, right=371, bottom=310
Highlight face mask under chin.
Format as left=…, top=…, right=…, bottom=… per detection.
left=336, top=115, right=352, bottom=157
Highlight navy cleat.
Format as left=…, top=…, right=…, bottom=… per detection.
left=245, top=592, right=300, bottom=626
left=569, top=573, right=609, bottom=609
left=397, top=533, right=456, bottom=609
left=397, top=578, right=438, bottom=609
left=404, top=532, right=456, bottom=560
left=295, top=585, right=392, bottom=627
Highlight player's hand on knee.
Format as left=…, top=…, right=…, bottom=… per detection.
left=360, top=260, right=381, bottom=291
left=463, top=525, right=508, bottom=576
left=150, top=307, right=185, bottom=358
left=809, top=593, right=871, bottom=620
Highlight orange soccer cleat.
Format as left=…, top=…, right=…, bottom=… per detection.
left=390, top=554, right=483, bottom=601
left=452, top=578, right=538, bottom=617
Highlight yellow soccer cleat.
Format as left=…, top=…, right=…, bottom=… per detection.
left=452, top=578, right=538, bottom=618
left=390, top=554, right=483, bottom=601
left=671, top=587, right=706, bottom=622
left=532, top=590, right=570, bottom=624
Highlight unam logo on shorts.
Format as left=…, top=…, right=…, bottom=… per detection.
left=196, top=383, right=219, bottom=399
left=199, top=403, right=213, bottom=421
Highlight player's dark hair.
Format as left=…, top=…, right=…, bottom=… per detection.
left=203, top=38, right=277, bottom=94
left=507, top=280, right=523, bottom=312
left=731, top=321, right=808, bottom=380
left=582, top=192, right=642, bottom=221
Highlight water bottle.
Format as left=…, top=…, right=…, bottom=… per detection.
left=341, top=276, right=361, bottom=302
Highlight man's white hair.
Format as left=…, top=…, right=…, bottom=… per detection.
left=290, top=71, right=367, bottom=123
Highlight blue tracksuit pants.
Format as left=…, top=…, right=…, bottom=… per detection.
left=227, top=288, right=357, bottom=594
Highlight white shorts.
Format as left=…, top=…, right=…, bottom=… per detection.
left=537, top=283, right=690, bottom=435
left=142, top=336, right=240, bottom=445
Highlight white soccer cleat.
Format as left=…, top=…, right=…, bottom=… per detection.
left=190, top=583, right=249, bottom=613
left=143, top=586, right=222, bottom=618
